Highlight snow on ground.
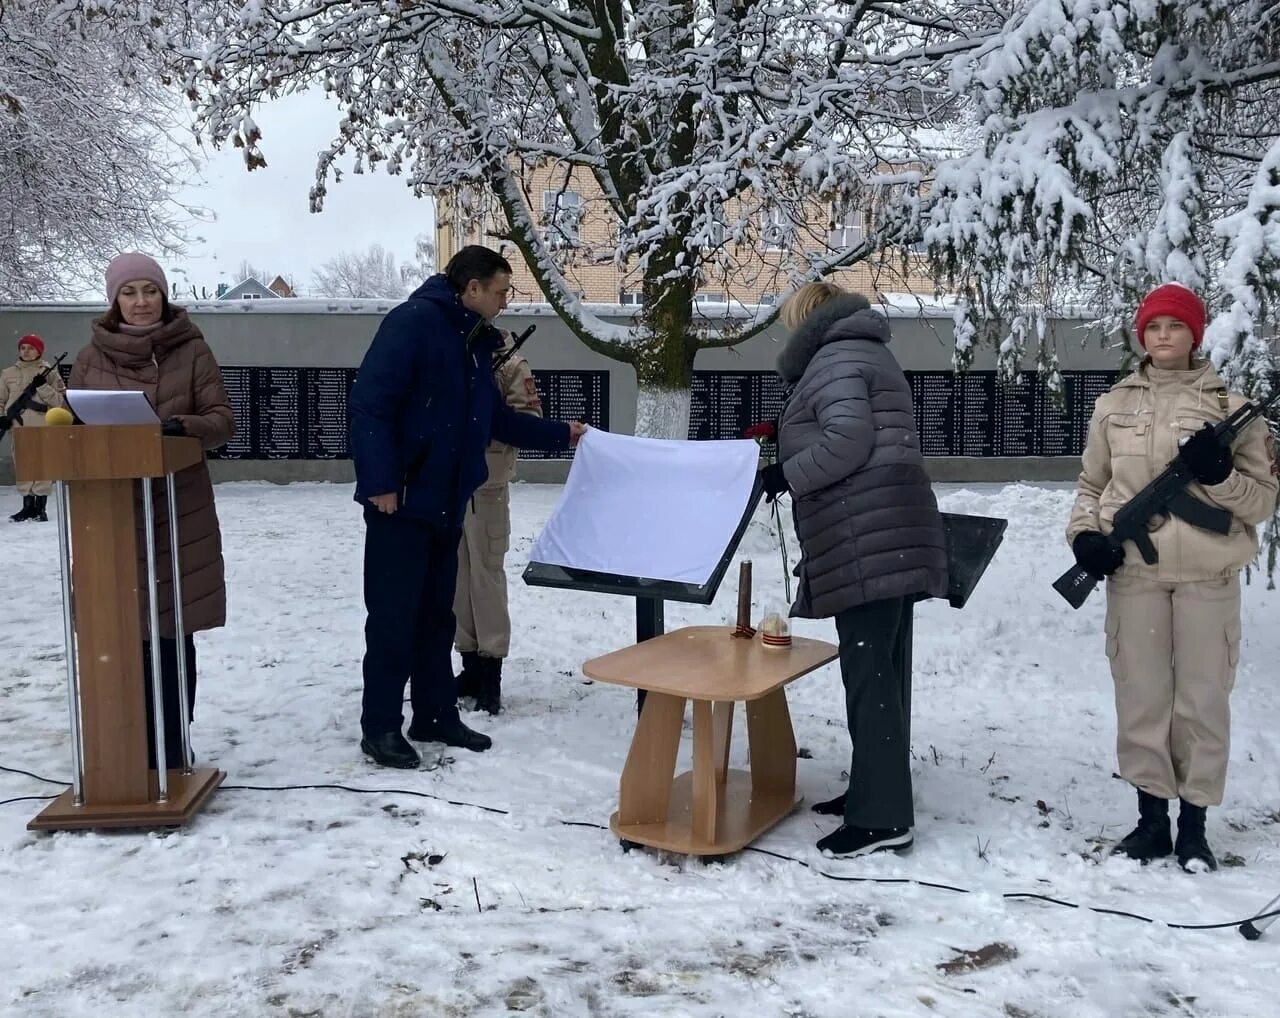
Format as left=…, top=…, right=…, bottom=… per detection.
left=1, top=480, right=1278, bottom=1018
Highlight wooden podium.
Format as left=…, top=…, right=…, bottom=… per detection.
left=13, top=424, right=225, bottom=831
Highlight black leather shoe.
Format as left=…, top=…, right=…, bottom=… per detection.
left=360, top=731, right=420, bottom=769
left=408, top=716, right=492, bottom=753
left=812, top=791, right=847, bottom=816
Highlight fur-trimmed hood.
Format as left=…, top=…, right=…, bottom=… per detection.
left=776, top=293, right=890, bottom=383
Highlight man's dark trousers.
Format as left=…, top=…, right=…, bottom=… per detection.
left=361, top=507, right=462, bottom=736
left=834, top=596, right=914, bottom=830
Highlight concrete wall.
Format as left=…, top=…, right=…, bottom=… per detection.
left=1, top=298, right=1126, bottom=485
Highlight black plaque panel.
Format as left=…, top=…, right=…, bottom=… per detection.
left=688, top=372, right=789, bottom=441
left=216, top=365, right=256, bottom=459
left=994, top=376, right=1037, bottom=456
left=306, top=367, right=355, bottom=459
left=209, top=366, right=357, bottom=460
left=518, top=370, right=610, bottom=460
left=908, top=371, right=956, bottom=456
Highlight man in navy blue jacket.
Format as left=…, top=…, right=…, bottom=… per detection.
left=351, top=246, right=585, bottom=768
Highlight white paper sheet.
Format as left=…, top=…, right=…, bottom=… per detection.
left=64, top=389, right=160, bottom=426
left=529, top=430, right=760, bottom=585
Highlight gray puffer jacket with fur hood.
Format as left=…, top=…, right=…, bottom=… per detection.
left=776, top=294, right=948, bottom=618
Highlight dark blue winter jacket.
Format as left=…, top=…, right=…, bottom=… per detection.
left=350, top=274, right=570, bottom=525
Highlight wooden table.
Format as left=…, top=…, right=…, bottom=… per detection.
left=583, top=625, right=837, bottom=856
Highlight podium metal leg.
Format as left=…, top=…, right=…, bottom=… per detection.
left=53, top=481, right=84, bottom=807
left=165, top=474, right=193, bottom=774
left=140, top=480, right=169, bottom=801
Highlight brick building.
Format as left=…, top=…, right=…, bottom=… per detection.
left=436, top=163, right=947, bottom=307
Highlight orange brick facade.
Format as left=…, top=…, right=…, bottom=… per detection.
left=437, top=164, right=947, bottom=306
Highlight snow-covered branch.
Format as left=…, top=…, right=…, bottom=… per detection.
left=930, top=0, right=1280, bottom=383
left=0, top=3, right=196, bottom=298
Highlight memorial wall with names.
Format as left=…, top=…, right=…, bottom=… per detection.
left=689, top=369, right=1122, bottom=456
left=204, top=366, right=610, bottom=460
left=61, top=361, right=1124, bottom=460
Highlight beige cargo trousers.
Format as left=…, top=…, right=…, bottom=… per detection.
left=1104, top=572, right=1240, bottom=807
left=454, top=484, right=514, bottom=658
left=453, top=333, right=542, bottom=660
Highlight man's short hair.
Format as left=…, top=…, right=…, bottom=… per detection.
left=445, top=246, right=513, bottom=291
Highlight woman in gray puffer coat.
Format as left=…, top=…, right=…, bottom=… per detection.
left=760, top=282, right=948, bottom=858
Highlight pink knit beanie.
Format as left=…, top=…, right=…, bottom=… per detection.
left=105, top=253, right=168, bottom=305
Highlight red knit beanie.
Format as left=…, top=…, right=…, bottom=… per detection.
left=18, top=334, right=44, bottom=357
left=1135, top=283, right=1206, bottom=349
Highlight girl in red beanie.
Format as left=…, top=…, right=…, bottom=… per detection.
left=1065, top=283, right=1277, bottom=871
left=2, top=335, right=66, bottom=521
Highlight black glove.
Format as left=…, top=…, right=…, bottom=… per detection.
left=1178, top=423, right=1232, bottom=485
left=1072, top=531, right=1125, bottom=579
left=760, top=462, right=788, bottom=503
left=161, top=417, right=186, bottom=437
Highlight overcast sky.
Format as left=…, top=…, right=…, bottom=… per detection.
left=161, top=91, right=435, bottom=299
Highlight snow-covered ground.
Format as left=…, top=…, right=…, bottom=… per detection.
left=2, top=480, right=1278, bottom=1018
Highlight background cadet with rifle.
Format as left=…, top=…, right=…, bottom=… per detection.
left=1065, top=283, right=1278, bottom=872
left=454, top=325, right=541, bottom=716
left=2, top=335, right=66, bottom=522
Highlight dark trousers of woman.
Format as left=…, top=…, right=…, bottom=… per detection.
left=834, top=596, right=915, bottom=830
left=142, top=635, right=197, bottom=769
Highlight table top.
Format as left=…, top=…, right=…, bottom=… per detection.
left=582, top=625, right=838, bottom=701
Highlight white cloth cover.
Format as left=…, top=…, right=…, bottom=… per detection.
left=529, top=429, right=759, bottom=585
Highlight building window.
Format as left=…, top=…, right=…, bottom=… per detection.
left=619, top=290, right=644, bottom=306
left=694, top=292, right=727, bottom=305
left=830, top=199, right=865, bottom=249
left=761, top=206, right=790, bottom=251
left=704, top=199, right=726, bottom=248
left=757, top=293, right=777, bottom=306
left=543, top=189, right=582, bottom=248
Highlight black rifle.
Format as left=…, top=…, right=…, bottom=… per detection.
left=493, top=325, right=536, bottom=371
left=0, top=352, right=67, bottom=438
left=1053, top=387, right=1280, bottom=609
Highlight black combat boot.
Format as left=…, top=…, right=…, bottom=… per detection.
left=1175, top=800, right=1218, bottom=873
left=456, top=650, right=482, bottom=701
left=9, top=494, right=35, bottom=522
left=1113, top=789, right=1173, bottom=862
left=474, top=656, right=503, bottom=716
left=32, top=495, right=48, bottom=522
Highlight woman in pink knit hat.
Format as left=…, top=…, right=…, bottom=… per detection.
left=69, top=253, right=236, bottom=770
left=1066, top=282, right=1277, bottom=872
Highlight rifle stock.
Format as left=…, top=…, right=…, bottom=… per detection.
left=1052, top=564, right=1099, bottom=610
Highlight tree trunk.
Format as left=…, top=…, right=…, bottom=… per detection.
left=632, top=239, right=697, bottom=439
left=634, top=383, right=693, bottom=440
